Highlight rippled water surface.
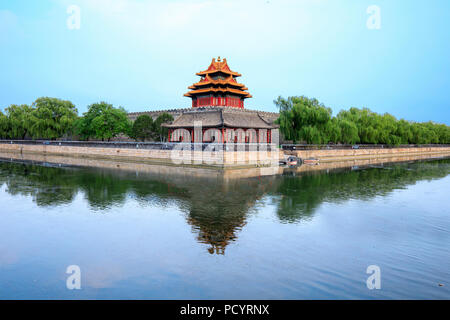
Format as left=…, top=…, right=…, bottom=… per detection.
left=0, top=158, right=449, bottom=299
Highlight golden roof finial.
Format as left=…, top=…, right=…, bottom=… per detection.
left=218, top=56, right=221, bottom=62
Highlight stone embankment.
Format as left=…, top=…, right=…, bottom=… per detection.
left=0, top=141, right=449, bottom=168
left=0, top=141, right=279, bottom=168
left=284, top=146, right=450, bottom=163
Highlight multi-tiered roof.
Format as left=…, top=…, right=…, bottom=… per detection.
left=184, top=57, right=252, bottom=108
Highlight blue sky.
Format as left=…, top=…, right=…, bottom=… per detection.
left=0, top=0, right=449, bottom=124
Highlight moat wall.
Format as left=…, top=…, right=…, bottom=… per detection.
left=0, top=142, right=449, bottom=168
left=0, top=142, right=280, bottom=168
left=0, top=150, right=448, bottom=181
left=286, top=146, right=450, bottom=162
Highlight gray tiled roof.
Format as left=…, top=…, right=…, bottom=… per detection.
left=161, top=107, right=278, bottom=129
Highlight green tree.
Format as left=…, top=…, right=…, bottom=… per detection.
left=325, top=118, right=341, bottom=143
left=337, top=108, right=378, bottom=144
left=74, top=102, right=106, bottom=140
left=338, top=119, right=359, bottom=144
left=423, top=122, right=440, bottom=144
left=153, top=113, right=174, bottom=142
left=275, top=96, right=332, bottom=143
left=410, top=122, right=440, bottom=144
left=434, top=123, right=450, bottom=144
left=0, top=110, right=10, bottom=139
left=75, top=102, right=131, bottom=141
left=275, top=106, right=299, bottom=143
left=29, top=97, right=78, bottom=139
left=395, top=119, right=413, bottom=144
left=79, top=102, right=131, bottom=141
left=130, top=115, right=154, bottom=141
left=5, top=104, right=33, bottom=139
left=277, top=95, right=450, bottom=145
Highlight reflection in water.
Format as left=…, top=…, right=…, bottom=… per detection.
left=274, top=161, right=450, bottom=223
left=185, top=179, right=275, bottom=254
left=0, top=158, right=449, bottom=254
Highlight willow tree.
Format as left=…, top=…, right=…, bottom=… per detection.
left=275, top=96, right=332, bottom=144
left=5, top=104, right=33, bottom=139
left=433, top=123, right=450, bottom=144
left=29, top=97, right=78, bottom=139
left=338, top=119, right=359, bottom=144
left=395, top=119, right=413, bottom=144
left=410, top=122, right=440, bottom=144
left=325, top=118, right=341, bottom=144
left=276, top=96, right=450, bottom=145
left=0, top=110, right=10, bottom=138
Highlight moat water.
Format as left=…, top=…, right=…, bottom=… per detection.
left=0, top=157, right=449, bottom=299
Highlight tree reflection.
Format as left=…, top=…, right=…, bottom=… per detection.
left=273, top=160, right=450, bottom=222
left=0, top=158, right=449, bottom=254
left=0, top=163, right=77, bottom=206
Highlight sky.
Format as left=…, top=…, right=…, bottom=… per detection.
left=0, top=0, right=449, bottom=124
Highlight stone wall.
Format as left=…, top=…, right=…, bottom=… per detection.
left=127, top=107, right=279, bottom=122
left=0, top=150, right=281, bottom=180
left=0, top=142, right=449, bottom=168
left=284, top=146, right=450, bottom=162
left=128, top=109, right=188, bottom=121
left=0, top=143, right=280, bottom=168
left=1, top=149, right=448, bottom=181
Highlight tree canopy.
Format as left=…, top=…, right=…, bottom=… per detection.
left=2, top=94, right=448, bottom=145
left=130, top=113, right=174, bottom=142
left=130, top=115, right=154, bottom=141
left=4, top=104, right=33, bottom=139
left=275, top=96, right=332, bottom=144
left=153, top=113, right=174, bottom=142
left=0, top=111, right=9, bottom=139
left=75, top=102, right=131, bottom=141
left=275, top=96, right=450, bottom=145
left=29, top=97, right=78, bottom=139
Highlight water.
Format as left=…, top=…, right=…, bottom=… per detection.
left=0, top=158, right=449, bottom=299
